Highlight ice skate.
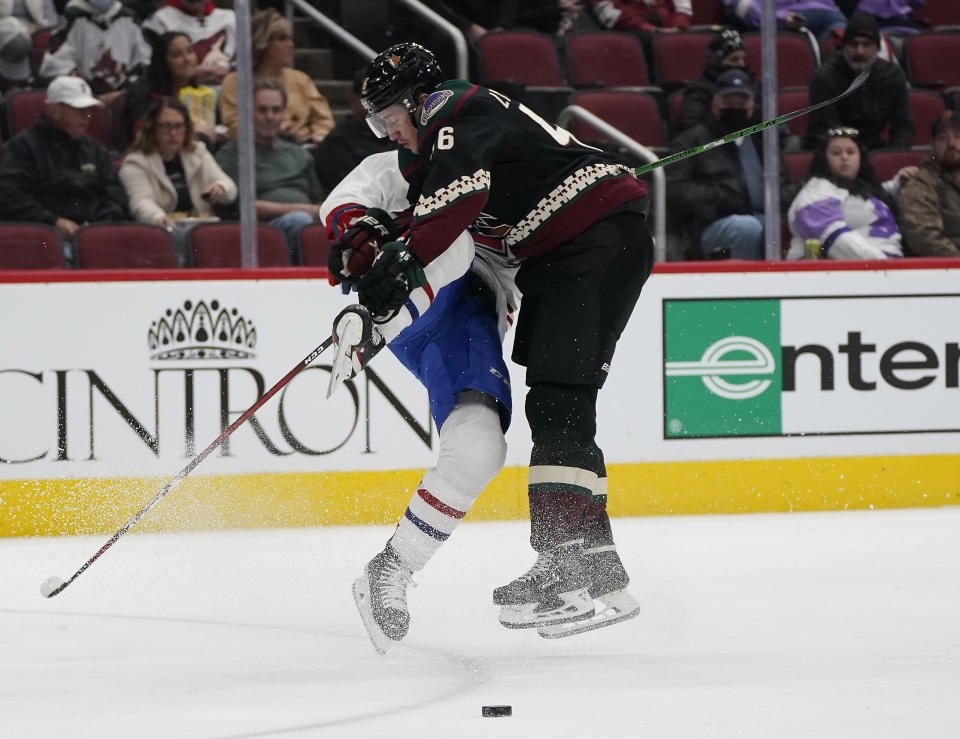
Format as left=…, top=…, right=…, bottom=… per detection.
left=495, top=541, right=595, bottom=629
left=537, top=548, right=640, bottom=639
left=352, top=545, right=415, bottom=655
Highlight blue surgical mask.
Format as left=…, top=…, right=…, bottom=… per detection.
left=88, top=0, right=113, bottom=13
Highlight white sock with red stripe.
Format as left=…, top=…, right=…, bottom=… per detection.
left=389, top=398, right=506, bottom=571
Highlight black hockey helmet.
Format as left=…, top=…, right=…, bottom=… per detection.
left=361, top=43, right=444, bottom=118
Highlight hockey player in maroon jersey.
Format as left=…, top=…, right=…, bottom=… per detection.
left=353, top=43, right=653, bottom=635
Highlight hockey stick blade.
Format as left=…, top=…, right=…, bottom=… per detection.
left=635, top=70, right=868, bottom=176
left=40, top=335, right=335, bottom=599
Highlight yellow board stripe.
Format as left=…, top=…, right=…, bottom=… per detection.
left=2, top=454, right=958, bottom=537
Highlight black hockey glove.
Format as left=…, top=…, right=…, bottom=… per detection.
left=357, top=242, right=426, bottom=318
left=327, top=208, right=398, bottom=286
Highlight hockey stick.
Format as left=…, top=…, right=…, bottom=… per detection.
left=634, top=70, right=868, bottom=176
left=40, top=335, right=335, bottom=599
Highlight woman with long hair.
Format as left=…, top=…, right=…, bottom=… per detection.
left=122, top=31, right=219, bottom=146
left=787, top=127, right=915, bottom=259
left=119, top=97, right=235, bottom=233
left=218, top=8, right=334, bottom=143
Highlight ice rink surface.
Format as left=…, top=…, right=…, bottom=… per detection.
left=2, top=507, right=958, bottom=738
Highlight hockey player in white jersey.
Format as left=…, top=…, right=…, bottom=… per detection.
left=320, top=150, right=519, bottom=654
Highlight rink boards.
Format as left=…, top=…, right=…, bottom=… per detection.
left=1, top=261, right=959, bottom=536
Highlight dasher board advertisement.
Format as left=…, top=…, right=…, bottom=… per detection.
left=663, top=294, right=960, bottom=439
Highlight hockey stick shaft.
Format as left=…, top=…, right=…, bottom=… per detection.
left=43, top=336, right=335, bottom=598
left=635, top=70, right=868, bottom=176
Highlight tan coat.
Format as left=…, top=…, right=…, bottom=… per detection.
left=898, top=156, right=960, bottom=257
left=119, top=143, right=237, bottom=225
left=219, top=67, right=336, bottom=140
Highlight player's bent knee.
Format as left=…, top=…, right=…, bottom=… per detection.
left=436, top=398, right=507, bottom=496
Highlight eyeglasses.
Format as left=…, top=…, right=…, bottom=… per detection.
left=157, top=122, right=186, bottom=132
left=826, top=127, right=859, bottom=138
left=270, top=33, right=293, bottom=42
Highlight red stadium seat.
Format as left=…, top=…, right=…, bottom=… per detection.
left=31, top=27, right=54, bottom=75
left=564, top=31, right=652, bottom=88
left=298, top=224, right=334, bottom=268
left=869, top=148, right=928, bottom=184
left=190, top=222, right=291, bottom=268
left=567, top=90, right=666, bottom=150
left=783, top=151, right=813, bottom=181
left=778, top=88, right=810, bottom=137
left=653, top=31, right=715, bottom=87
left=743, top=32, right=818, bottom=89
left=908, top=88, right=946, bottom=145
left=476, top=31, right=566, bottom=87
left=690, top=0, right=726, bottom=27
left=905, top=31, right=960, bottom=89
left=0, top=222, right=65, bottom=269
left=74, top=223, right=177, bottom=268
left=667, top=89, right=685, bottom=136
left=913, top=2, right=960, bottom=29
left=5, top=89, right=45, bottom=136
left=4, top=88, right=112, bottom=147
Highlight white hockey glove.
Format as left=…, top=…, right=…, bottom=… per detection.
left=327, top=304, right=385, bottom=398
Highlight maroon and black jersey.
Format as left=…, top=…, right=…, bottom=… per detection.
left=398, top=80, right=647, bottom=267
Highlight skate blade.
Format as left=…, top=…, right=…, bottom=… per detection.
left=351, top=576, right=400, bottom=656
left=537, top=589, right=640, bottom=639
left=498, top=587, right=595, bottom=629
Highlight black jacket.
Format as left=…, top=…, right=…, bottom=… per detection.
left=667, top=115, right=797, bottom=242
left=0, top=114, right=129, bottom=225
left=804, top=54, right=913, bottom=150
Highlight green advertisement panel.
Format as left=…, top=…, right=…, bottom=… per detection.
left=664, top=299, right=782, bottom=438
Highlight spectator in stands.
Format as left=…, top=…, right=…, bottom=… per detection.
left=142, top=0, right=235, bottom=85
left=430, top=0, right=589, bottom=43
left=312, top=69, right=394, bottom=193
left=39, top=1, right=150, bottom=98
left=667, top=69, right=796, bottom=259
left=0, top=5, right=33, bottom=90
left=899, top=112, right=960, bottom=257
left=218, top=8, right=334, bottom=143
left=787, top=126, right=912, bottom=259
left=805, top=11, right=913, bottom=150
left=851, top=0, right=927, bottom=31
left=724, top=0, right=847, bottom=41
left=119, top=97, right=235, bottom=233
left=591, top=0, right=691, bottom=70
left=214, top=80, right=324, bottom=259
left=122, top=31, right=218, bottom=148
left=0, top=75, right=129, bottom=238
left=7, top=0, right=57, bottom=31
left=679, top=28, right=758, bottom=133
left=125, top=0, right=162, bottom=23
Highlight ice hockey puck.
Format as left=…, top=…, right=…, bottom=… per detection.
left=482, top=705, right=512, bottom=717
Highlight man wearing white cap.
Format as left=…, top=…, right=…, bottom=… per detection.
left=0, top=75, right=129, bottom=237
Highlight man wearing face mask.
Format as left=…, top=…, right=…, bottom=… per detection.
left=667, top=68, right=797, bottom=260
left=804, top=10, right=913, bottom=150
left=39, top=0, right=151, bottom=96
